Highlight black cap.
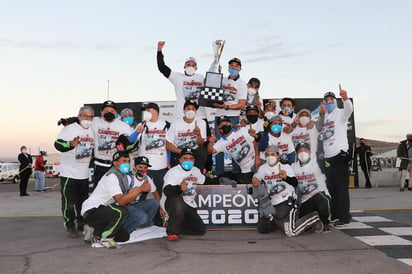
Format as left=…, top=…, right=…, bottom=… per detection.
left=102, top=100, right=117, bottom=111
left=112, top=150, right=129, bottom=162
left=40, top=151, right=47, bottom=156
left=323, top=92, right=336, bottom=99
left=134, top=156, right=152, bottom=167
left=183, top=99, right=199, bottom=110
left=295, top=142, right=311, bottom=152
left=180, top=148, right=195, bottom=158
left=141, top=102, right=160, bottom=113
left=217, top=115, right=231, bottom=125
left=228, top=57, right=241, bottom=67
left=246, top=105, right=259, bottom=113
left=248, top=77, right=260, bottom=88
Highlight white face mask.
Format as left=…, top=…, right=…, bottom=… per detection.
left=22, top=149, right=27, bottom=154
left=298, top=151, right=310, bottom=163
left=264, top=111, right=275, bottom=121
left=299, top=116, right=311, bottom=126
left=185, top=110, right=196, bottom=120
left=143, top=111, right=152, bottom=121
left=247, top=88, right=257, bottom=96
left=80, top=119, right=92, bottom=129
left=266, top=156, right=278, bottom=166
left=185, top=66, right=196, bottom=76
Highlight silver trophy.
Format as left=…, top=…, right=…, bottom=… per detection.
left=209, top=40, right=225, bottom=73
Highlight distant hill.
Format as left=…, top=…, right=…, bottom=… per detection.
left=355, top=138, right=398, bottom=155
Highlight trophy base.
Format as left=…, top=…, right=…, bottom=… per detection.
left=198, top=87, right=224, bottom=107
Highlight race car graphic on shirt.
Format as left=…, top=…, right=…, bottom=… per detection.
left=97, top=129, right=120, bottom=152
left=176, top=130, right=197, bottom=149
left=225, top=135, right=251, bottom=163
left=75, top=136, right=94, bottom=160
left=183, top=80, right=202, bottom=101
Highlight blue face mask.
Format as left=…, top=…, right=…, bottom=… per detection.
left=123, top=117, right=134, bottom=126
left=228, top=68, right=239, bottom=77
left=119, top=163, right=131, bottom=174
left=181, top=161, right=194, bottom=171
left=282, top=107, right=292, bottom=115
left=271, top=124, right=282, bottom=134
left=325, top=103, right=336, bottom=113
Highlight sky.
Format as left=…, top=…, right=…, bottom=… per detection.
left=1, top=0, right=411, bottom=159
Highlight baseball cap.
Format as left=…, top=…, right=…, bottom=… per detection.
left=180, top=148, right=195, bottom=158
left=246, top=105, right=259, bottom=113
left=112, top=150, right=129, bottom=162
left=295, top=142, right=311, bottom=152
left=217, top=115, right=231, bottom=125
left=185, top=57, right=197, bottom=65
left=120, top=108, right=134, bottom=117
left=270, top=115, right=283, bottom=124
left=141, top=102, right=160, bottom=113
left=183, top=99, right=199, bottom=110
left=134, top=156, right=152, bottom=167
left=265, top=145, right=279, bottom=153
left=228, top=57, right=242, bottom=67
left=323, top=92, right=336, bottom=99
left=297, top=108, right=311, bottom=116
left=406, top=134, right=412, bottom=138
left=102, top=100, right=117, bottom=111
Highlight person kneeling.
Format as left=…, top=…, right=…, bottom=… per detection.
left=162, top=148, right=206, bottom=241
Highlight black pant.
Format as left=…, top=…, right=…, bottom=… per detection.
left=60, top=177, right=89, bottom=229
left=299, top=192, right=331, bottom=226
left=324, top=153, right=351, bottom=223
left=83, top=204, right=129, bottom=242
left=93, top=164, right=111, bottom=188
left=360, top=164, right=371, bottom=187
left=19, top=170, right=31, bottom=195
left=165, top=195, right=206, bottom=236
left=235, top=172, right=254, bottom=184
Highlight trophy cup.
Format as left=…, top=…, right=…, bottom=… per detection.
left=199, top=40, right=226, bottom=107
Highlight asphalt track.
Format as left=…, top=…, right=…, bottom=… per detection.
left=0, top=177, right=411, bottom=274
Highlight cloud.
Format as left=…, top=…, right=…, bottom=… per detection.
left=0, top=38, right=123, bottom=50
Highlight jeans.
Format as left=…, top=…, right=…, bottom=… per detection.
left=34, top=170, right=45, bottom=191
left=123, top=199, right=159, bottom=233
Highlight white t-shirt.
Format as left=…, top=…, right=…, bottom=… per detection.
left=166, top=118, right=206, bottom=150
left=162, top=165, right=205, bottom=208
left=168, top=71, right=204, bottom=119
left=92, top=117, right=133, bottom=165
left=290, top=126, right=319, bottom=159
left=130, top=175, right=157, bottom=203
left=213, top=128, right=256, bottom=173
left=291, top=159, right=329, bottom=203
left=57, top=123, right=94, bottom=179
left=321, top=100, right=353, bottom=158
left=268, top=133, right=295, bottom=157
left=137, top=119, right=169, bottom=170
left=216, top=76, right=247, bottom=117
left=279, top=113, right=296, bottom=128
left=253, top=162, right=296, bottom=205
left=81, top=173, right=123, bottom=216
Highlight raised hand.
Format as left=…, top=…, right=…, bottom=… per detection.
left=157, top=41, right=165, bottom=51
left=339, top=84, right=348, bottom=100
left=193, top=120, right=201, bottom=136
left=279, top=167, right=287, bottom=179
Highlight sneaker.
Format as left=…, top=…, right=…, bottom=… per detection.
left=330, top=218, right=339, bottom=224
left=83, top=224, right=94, bottom=243
left=101, top=238, right=118, bottom=249
left=323, top=225, right=331, bottom=233
left=91, top=236, right=103, bottom=248
left=313, top=220, right=324, bottom=233
left=167, top=234, right=179, bottom=241
left=67, top=227, right=79, bottom=238
left=333, top=220, right=349, bottom=227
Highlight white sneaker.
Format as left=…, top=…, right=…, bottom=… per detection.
left=101, top=238, right=118, bottom=249
left=91, top=236, right=103, bottom=248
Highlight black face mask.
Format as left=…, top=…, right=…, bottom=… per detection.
left=246, top=114, right=258, bottom=124
left=103, top=112, right=115, bottom=122
left=219, top=125, right=232, bottom=135
left=135, top=169, right=146, bottom=179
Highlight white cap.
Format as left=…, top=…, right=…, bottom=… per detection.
left=185, top=57, right=197, bottom=65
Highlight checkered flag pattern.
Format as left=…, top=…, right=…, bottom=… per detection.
left=200, top=87, right=224, bottom=102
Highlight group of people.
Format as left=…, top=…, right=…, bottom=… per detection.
left=17, top=148, right=48, bottom=196
left=49, top=41, right=357, bottom=249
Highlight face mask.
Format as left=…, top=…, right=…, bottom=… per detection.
left=219, top=125, right=232, bottom=135
left=228, top=68, right=239, bottom=77
left=247, top=88, right=257, bottom=96
left=143, top=111, right=152, bottom=121
left=282, top=107, right=292, bottom=115
left=103, top=112, right=115, bottom=122
left=185, top=66, right=196, bottom=76
left=264, top=111, right=275, bottom=121
left=135, top=169, right=147, bottom=179
left=119, top=163, right=131, bottom=174
left=298, top=151, right=310, bottom=163
left=181, top=160, right=194, bottom=171
left=123, top=117, right=134, bottom=126
left=266, top=156, right=277, bottom=166
left=80, top=119, right=93, bottom=129
left=246, top=114, right=258, bottom=124
left=325, top=103, right=336, bottom=113
left=408, top=139, right=412, bottom=143
left=299, top=116, right=310, bottom=127
left=271, top=124, right=282, bottom=134
left=185, top=110, right=196, bottom=120
left=22, top=149, right=27, bottom=154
